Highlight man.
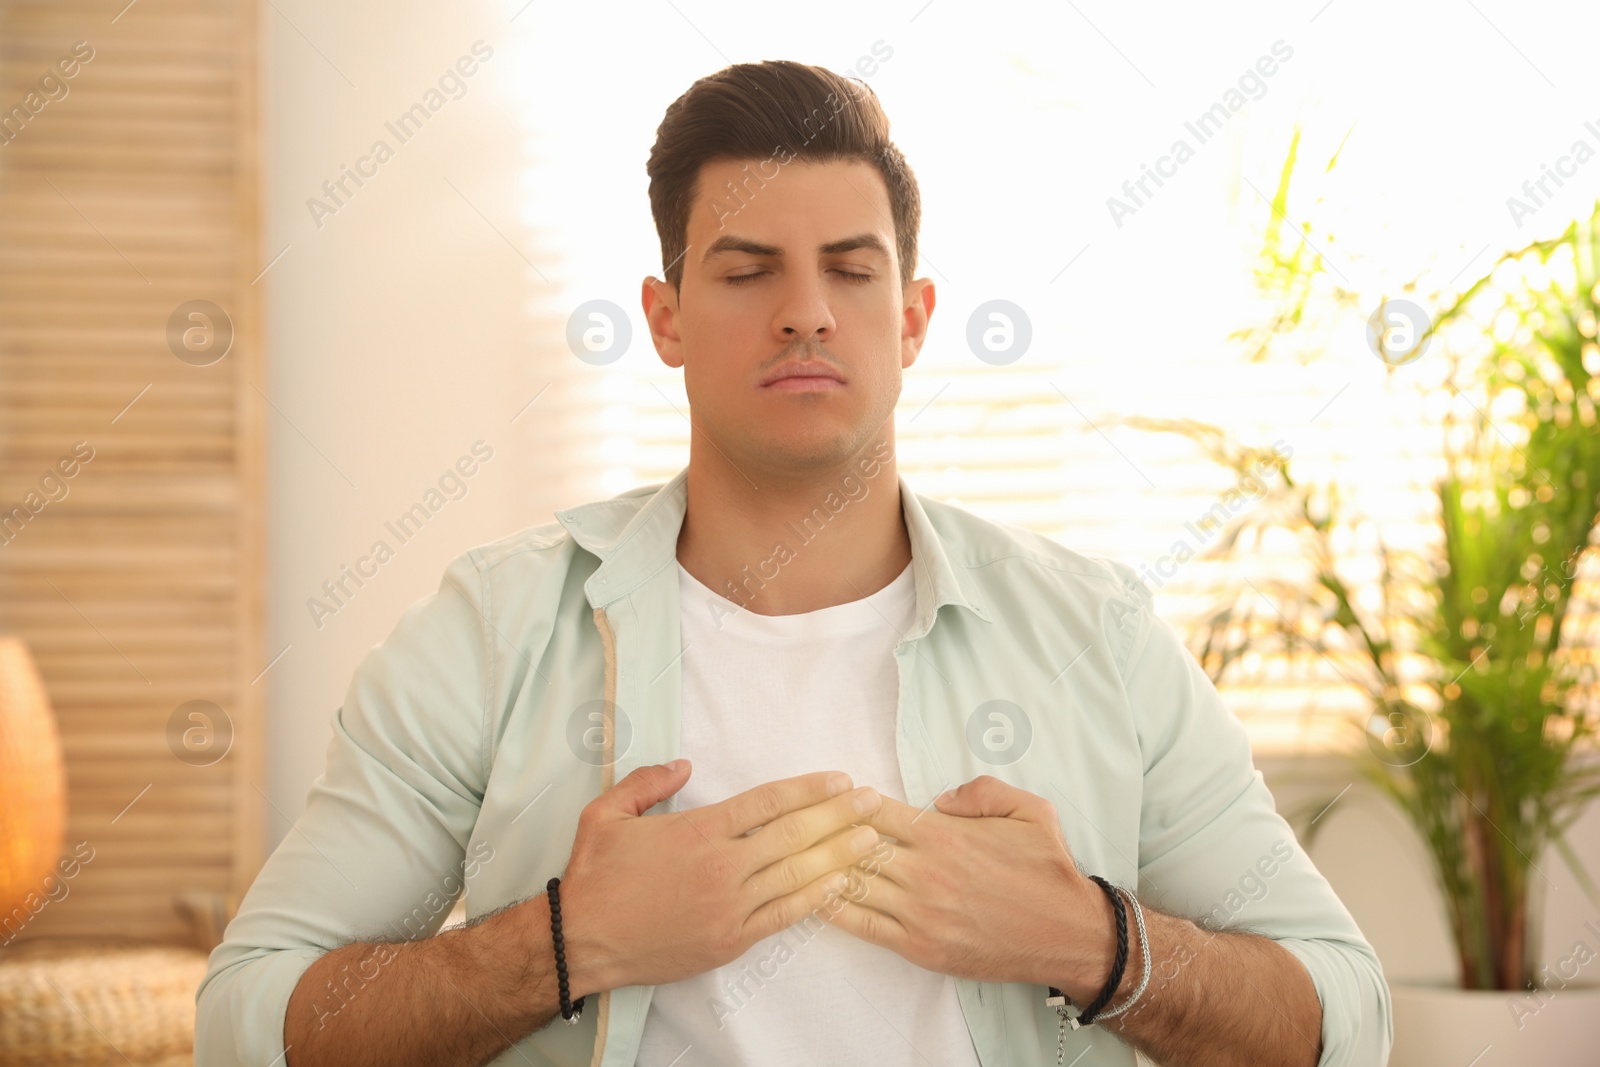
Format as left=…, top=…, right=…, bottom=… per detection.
left=195, top=60, right=1391, bottom=1066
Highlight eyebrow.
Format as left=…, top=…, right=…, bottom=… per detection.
left=701, top=232, right=892, bottom=263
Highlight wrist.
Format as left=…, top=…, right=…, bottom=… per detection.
left=533, top=880, right=617, bottom=1004
left=481, top=893, right=603, bottom=1028
left=1054, top=873, right=1120, bottom=1006
left=436, top=899, right=550, bottom=1031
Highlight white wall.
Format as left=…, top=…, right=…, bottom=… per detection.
left=260, top=0, right=581, bottom=850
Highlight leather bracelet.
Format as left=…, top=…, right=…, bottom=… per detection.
left=1074, top=874, right=1129, bottom=1026
left=546, top=876, right=584, bottom=1024
left=1046, top=872, right=1129, bottom=1053
left=1093, top=884, right=1151, bottom=1023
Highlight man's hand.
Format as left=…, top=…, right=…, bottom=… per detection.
left=559, top=760, right=887, bottom=996
left=823, top=774, right=1116, bottom=1001
left=828, top=775, right=1326, bottom=1067
left=283, top=761, right=884, bottom=1067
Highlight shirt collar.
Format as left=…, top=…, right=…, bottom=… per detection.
left=554, top=466, right=990, bottom=636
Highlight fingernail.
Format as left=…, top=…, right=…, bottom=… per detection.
left=667, top=758, right=688, bottom=772
left=827, top=773, right=852, bottom=796
left=851, top=826, right=878, bottom=852
left=853, top=787, right=880, bottom=813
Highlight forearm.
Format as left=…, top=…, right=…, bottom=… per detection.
left=1095, top=907, right=1324, bottom=1067
left=284, top=894, right=590, bottom=1067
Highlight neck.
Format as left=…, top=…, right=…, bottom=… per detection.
left=676, top=432, right=910, bottom=616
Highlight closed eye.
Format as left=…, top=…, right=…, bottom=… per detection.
left=725, top=269, right=875, bottom=286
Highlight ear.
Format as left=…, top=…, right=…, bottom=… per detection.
left=642, top=274, right=684, bottom=369
left=900, top=277, right=935, bottom=371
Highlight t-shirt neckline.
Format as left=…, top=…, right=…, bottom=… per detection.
left=677, top=557, right=916, bottom=637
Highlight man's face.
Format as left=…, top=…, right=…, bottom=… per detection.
left=643, top=158, right=934, bottom=477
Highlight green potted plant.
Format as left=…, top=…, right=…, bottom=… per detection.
left=1135, top=135, right=1600, bottom=1066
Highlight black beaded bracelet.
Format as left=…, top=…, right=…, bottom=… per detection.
left=546, top=876, right=584, bottom=1024
left=1048, top=873, right=1129, bottom=1030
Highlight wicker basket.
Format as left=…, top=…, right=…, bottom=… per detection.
left=0, top=939, right=209, bottom=1066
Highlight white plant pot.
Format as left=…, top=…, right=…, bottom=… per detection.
left=1389, top=980, right=1600, bottom=1067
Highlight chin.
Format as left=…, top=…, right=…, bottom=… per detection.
left=751, top=435, right=861, bottom=472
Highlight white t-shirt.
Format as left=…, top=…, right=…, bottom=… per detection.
left=633, top=559, right=983, bottom=1067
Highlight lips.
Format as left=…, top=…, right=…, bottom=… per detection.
left=760, top=360, right=846, bottom=389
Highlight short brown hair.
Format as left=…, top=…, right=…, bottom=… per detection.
left=646, top=60, right=921, bottom=291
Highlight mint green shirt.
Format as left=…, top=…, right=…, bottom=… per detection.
left=195, top=467, right=1392, bottom=1066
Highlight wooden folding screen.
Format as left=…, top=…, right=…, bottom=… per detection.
left=0, top=0, right=263, bottom=946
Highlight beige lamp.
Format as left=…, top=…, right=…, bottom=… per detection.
left=0, top=637, right=209, bottom=1066
left=0, top=635, right=65, bottom=939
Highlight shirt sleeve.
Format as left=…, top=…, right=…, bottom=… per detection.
left=194, top=550, right=493, bottom=1066
left=1114, top=573, right=1393, bottom=1067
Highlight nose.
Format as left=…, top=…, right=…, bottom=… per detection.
left=775, top=273, right=836, bottom=343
